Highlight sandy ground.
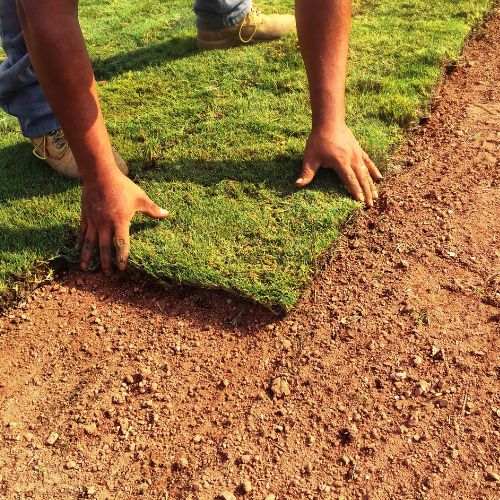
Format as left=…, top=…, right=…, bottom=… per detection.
left=0, top=10, right=499, bottom=500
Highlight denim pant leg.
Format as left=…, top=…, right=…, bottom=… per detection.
left=0, top=0, right=59, bottom=138
left=194, top=0, right=252, bottom=30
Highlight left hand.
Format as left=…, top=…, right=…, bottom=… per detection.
left=296, top=124, right=382, bottom=207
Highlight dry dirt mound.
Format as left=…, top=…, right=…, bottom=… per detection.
left=1, top=11, right=499, bottom=500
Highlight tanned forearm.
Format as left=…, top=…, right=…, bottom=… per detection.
left=16, top=0, right=117, bottom=182
left=295, top=0, right=351, bottom=131
left=16, top=0, right=167, bottom=276
left=294, top=0, right=382, bottom=206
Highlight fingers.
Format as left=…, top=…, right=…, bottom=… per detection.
left=362, top=150, right=383, bottom=181
left=296, top=158, right=321, bottom=187
left=334, top=165, right=365, bottom=204
left=114, top=226, right=130, bottom=272
left=138, top=196, right=169, bottom=219
left=99, top=229, right=114, bottom=277
left=75, top=216, right=88, bottom=250
left=353, top=162, right=374, bottom=208
left=80, top=226, right=97, bottom=271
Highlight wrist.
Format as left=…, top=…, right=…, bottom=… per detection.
left=311, top=118, right=347, bottom=136
left=80, top=162, right=123, bottom=186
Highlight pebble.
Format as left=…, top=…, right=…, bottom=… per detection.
left=45, top=432, right=59, bottom=446
left=192, top=482, right=203, bottom=492
left=390, top=371, right=407, bottom=381
left=485, top=470, right=499, bottom=482
left=413, top=355, right=423, bottom=366
left=83, top=423, right=97, bottom=435
left=177, top=456, right=189, bottom=469
left=220, top=491, right=236, bottom=500
left=271, top=377, right=291, bottom=398
left=436, top=398, right=448, bottom=408
left=241, top=479, right=252, bottom=493
left=65, top=460, right=77, bottom=470
left=265, top=495, right=276, bottom=500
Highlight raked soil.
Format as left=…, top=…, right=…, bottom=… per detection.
left=0, top=9, right=499, bottom=500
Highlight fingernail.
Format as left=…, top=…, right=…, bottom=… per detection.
left=295, top=178, right=303, bottom=185
left=104, top=270, right=112, bottom=278
left=119, top=263, right=126, bottom=271
left=81, top=263, right=87, bottom=270
left=159, top=208, right=169, bottom=216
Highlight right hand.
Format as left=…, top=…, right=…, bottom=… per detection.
left=296, top=124, right=382, bottom=207
left=76, top=171, right=168, bottom=276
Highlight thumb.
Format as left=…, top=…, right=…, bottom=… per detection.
left=139, top=196, right=169, bottom=219
left=295, top=158, right=320, bottom=187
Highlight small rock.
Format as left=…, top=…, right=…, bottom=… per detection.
left=436, top=398, right=448, bottom=408
left=220, top=491, right=236, bottom=500
left=45, top=432, right=59, bottom=446
left=419, top=380, right=430, bottom=393
left=238, top=454, right=252, bottom=465
left=265, top=495, right=276, bottom=500
left=112, top=393, right=126, bottom=405
left=192, top=482, right=203, bottom=492
left=241, top=479, right=252, bottom=494
left=390, top=371, right=407, bottom=381
left=485, top=470, right=499, bottom=482
left=431, top=346, right=444, bottom=360
left=193, top=434, right=203, bottom=444
left=65, top=460, right=77, bottom=470
left=413, top=355, right=423, bottom=366
left=270, top=377, right=291, bottom=398
left=398, top=260, right=409, bottom=269
left=177, top=456, right=189, bottom=469
left=83, top=423, right=97, bottom=435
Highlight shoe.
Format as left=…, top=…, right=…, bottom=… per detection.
left=31, top=128, right=129, bottom=179
left=197, top=6, right=296, bottom=50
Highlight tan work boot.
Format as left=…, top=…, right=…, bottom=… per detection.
left=31, top=128, right=129, bottom=179
left=197, top=6, right=296, bottom=50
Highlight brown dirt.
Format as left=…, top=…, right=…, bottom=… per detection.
left=1, top=11, right=499, bottom=500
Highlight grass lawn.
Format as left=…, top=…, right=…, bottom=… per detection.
left=0, top=0, right=494, bottom=310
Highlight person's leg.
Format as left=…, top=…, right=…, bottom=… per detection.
left=194, top=0, right=251, bottom=31
left=0, top=0, right=60, bottom=138
left=195, top=0, right=295, bottom=50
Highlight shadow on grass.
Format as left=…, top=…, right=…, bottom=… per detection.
left=0, top=142, right=77, bottom=202
left=129, top=155, right=348, bottom=197
left=93, top=36, right=198, bottom=80
left=0, top=223, right=71, bottom=255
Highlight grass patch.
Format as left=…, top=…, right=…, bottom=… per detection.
left=0, top=0, right=494, bottom=310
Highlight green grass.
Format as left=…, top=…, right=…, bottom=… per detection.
left=0, top=0, right=494, bottom=310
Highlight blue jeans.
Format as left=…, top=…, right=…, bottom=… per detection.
left=0, top=0, right=251, bottom=138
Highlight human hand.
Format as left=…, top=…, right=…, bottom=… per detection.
left=296, top=124, right=382, bottom=207
left=76, top=171, right=168, bottom=276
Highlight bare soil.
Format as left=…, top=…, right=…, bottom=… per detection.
left=0, top=11, right=499, bottom=500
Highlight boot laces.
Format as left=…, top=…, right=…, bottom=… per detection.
left=238, top=6, right=261, bottom=44
left=32, top=129, right=69, bottom=160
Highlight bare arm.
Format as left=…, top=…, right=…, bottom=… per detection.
left=295, top=0, right=382, bottom=206
left=17, top=0, right=167, bottom=274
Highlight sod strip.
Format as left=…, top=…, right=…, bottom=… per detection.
left=0, top=0, right=494, bottom=309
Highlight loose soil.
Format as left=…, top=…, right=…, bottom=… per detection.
left=1, top=10, right=499, bottom=500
